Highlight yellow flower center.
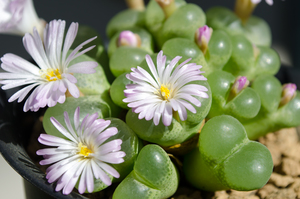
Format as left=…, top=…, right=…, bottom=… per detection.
left=78, top=143, right=92, bottom=157
left=160, top=85, right=170, bottom=100
left=41, top=68, right=62, bottom=82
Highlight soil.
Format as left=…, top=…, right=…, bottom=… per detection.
left=26, top=116, right=300, bottom=199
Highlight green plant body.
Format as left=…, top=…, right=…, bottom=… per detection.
left=207, top=71, right=261, bottom=121
left=243, top=75, right=300, bottom=140
left=184, top=115, right=273, bottom=191
left=113, top=144, right=179, bottom=199
left=206, top=6, right=271, bottom=47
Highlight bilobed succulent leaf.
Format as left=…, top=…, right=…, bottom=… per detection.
left=207, top=71, right=260, bottom=120
left=158, top=4, right=206, bottom=47
left=106, top=9, right=145, bottom=38
left=222, top=35, right=255, bottom=78
left=184, top=115, right=273, bottom=191
left=109, top=46, right=149, bottom=77
left=251, top=74, right=282, bottom=113
left=112, top=145, right=179, bottom=199
left=206, top=7, right=271, bottom=47
left=206, top=30, right=232, bottom=71
left=275, top=91, right=300, bottom=128
left=144, top=0, right=165, bottom=35
left=254, top=46, right=280, bottom=78
left=161, top=38, right=209, bottom=75
left=110, top=73, right=132, bottom=109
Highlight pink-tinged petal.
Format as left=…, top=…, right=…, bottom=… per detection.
left=153, top=105, right=162, bottom=125
left=78, top=166, right=88, bottom=194
left=97, top=151, right=126, bottom=164
left=86, top=165, right=94, bottom=193
left=176, top=102, right=188, bottom=121
left=63, top=73, right=77, bottom=84
left=64, top=37, right=96, bottom=67
left=40, top=153, right=71, bottom=165
left=74, top=107, right=80, bottom=130
left=37, top=148, right=65, bottom=155
left=64, top=111, right=78, bottom=139
left=50, top=117, right=78, bottom=143
left=97, top=161, right=120, bottom=178
left=8, top=83, right=38, bottom=103
left=145, top=54, right=159, bottom=80
left=176, top=93, right=201, bottom=107
left=162, top=103, right=173, bottom=126
left=65, top=80, right=80, bottom=98
left=62, top=22, right=78, bottom=64
left=1, top=53, right=40, bottom=75
left=67, top=61, right=97, bottom=74
left=23, top=33, right=48, bottom=70
left=60, top=162, right=83, bottom=195
left=38, top=134, right=73, bottom=146
left=95, top=127, right=118, bottom=146
left=98, top=139, right=122, bottom=155
left=1, top=79, right=38, bottom=90
left=91, top=160, right=112, bottom=186
left=177, top=99, right=196, bottom=114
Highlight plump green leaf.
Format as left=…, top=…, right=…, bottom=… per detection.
left=112, top=145, right=179, bottom=199
left=184, top=115, right=273, bottom=191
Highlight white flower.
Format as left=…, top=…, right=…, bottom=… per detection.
left=0, top=0, right=45, bottom=36
left=251, top=0, right=273, bottom=5
left=0, top=19, right=98, bottom=112
left=37, top=107, right=126, bottom=195
left=123, top=51, right=208, bottom=126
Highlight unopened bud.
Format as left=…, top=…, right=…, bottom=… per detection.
left=195, top=25, right=213, bottom=55
left=279, top=83, right=297, bottom=107
left=155, top=0, right=177, bottom=18
left=117, top=30, right=141, bottom=47
left=232, top=76, right=249, bottom=94
left=228, top=76, right=249, bottom=102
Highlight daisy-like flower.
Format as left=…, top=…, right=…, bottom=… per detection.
left=0, top=19, right=98, bottom=112
left=123, top=51, right=208, bottom=126
left=36, top=107, right=126, bottom=195
left=0, top=0, right=45, bottom=36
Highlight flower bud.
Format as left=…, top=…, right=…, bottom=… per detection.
left=195, top=25, right=213, bottom=55
left=117, top=30, right=141, bottom=47
left=279, top=83, right=297, bottom=107
left=155, top=0, right=177, bottom=18
left=232, top=76, right=249, bottom=94
left=228, top=76, right=249, bottom=101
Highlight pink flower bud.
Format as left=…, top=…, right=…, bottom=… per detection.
left=117, top=30, right=141, bottom=47
left=195, top=25, right=213, bottom=54
left=280, top=83, right=297, bottom=107
left=232, top=76, right=249, bottom=95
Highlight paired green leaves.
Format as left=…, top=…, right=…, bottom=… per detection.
left=206, top=7, right=271, bottom=47
left=243, top=75, right=300, bottom=139
left=207, top=71, right=260, bottom=121
left=184, top=115, right=273, bottom=191
left=113, top=145, right=179, bottom=199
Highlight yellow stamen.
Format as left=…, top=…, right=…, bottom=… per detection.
left=40, top=68, right=62, bottom=82
left=78, top=143, right=92, bottom=157
left=160, top=85, right=170, bottom=100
